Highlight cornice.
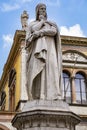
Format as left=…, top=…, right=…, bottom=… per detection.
left=61, top=35, right=87, bottom=46
left=12, top=109, right=81, bottom=129
left=0, top=30, right=26, bottom=91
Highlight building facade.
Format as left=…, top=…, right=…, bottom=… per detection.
left=0, top=30, right=87, bottom=130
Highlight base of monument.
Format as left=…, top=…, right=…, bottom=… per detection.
left=12, top=100, right=81, bottom=130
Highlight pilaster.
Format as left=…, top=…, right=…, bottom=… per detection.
left=20, top=40, right=28, bottom=109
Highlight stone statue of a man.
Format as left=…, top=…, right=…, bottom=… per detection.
left=26, top=3, right=62, bottom=100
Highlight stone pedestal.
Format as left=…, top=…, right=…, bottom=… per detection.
left=12, top=100, right=81, bottom=130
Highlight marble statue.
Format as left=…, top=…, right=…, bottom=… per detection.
left=26, top=3, right=62, bottom=100
left=21, top=10, right=29, bottom=31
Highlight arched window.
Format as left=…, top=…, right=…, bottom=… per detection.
left=63, top=71, right=71, bottom=103
left=75, top=72, right=87, bottom=104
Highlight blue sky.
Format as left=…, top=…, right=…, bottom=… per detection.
left=0, top=0, right=87, bottom=78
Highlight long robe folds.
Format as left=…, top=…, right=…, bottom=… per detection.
left=26, top=20, right=62, bottom=100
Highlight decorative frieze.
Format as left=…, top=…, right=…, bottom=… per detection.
left=63, top=52, right=87, bottom=63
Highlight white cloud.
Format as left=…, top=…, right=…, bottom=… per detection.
left=0, top=0, right=33, bottom=12
left=39, top=0, right=60, bottom=7
left=47, top=0, right=60, bottom=6
left=29, top=18, right=35, bottom=22
left=60, top=24, right=85, bottom=37
left=21, top=0, right=33, bottom=3
left=2, top=34, right=13, bottom=48
left=1, top=3, right=20, bottom=12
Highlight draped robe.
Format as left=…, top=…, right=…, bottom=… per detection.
left=26, top=20, right=62, bottom=100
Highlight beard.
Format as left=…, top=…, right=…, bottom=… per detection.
left=38, top=14, right=47, bottom=21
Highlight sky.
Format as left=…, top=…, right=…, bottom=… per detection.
left=0, top=0, right=87, bottom=78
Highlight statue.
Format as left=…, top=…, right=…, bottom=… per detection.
left=26, top=3, right=62, bottom=100
left=21, top=10, right=29, bottom=31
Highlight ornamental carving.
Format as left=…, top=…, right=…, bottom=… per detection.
left=63, top=52, right=87, bottom=62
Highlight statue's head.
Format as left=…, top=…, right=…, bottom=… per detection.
left=36, top=3, right=47, bottom=20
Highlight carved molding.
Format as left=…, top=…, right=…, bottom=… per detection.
left=61, top=35, right=87, bottom=46
left=63, top=52, right=87, bottom=63
left=12, top=110, right=81, bottom=130
left=12, top=100, right=81, bottom=129
left=0, top=124, right=10, bottom=130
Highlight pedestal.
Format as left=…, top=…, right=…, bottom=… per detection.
left=12, top=100, right=81, bottom=130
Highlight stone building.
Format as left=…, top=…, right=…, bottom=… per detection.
left=0, top=12, right=87, bottom=130
left=62, top=35, right=87, bottom=130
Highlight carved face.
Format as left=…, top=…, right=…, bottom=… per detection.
left=38, top=5, right=47, bottom=20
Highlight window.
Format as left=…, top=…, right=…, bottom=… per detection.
left=9, top=68, right=16, bottom=111
left=0, top=91, right=6, bottom=110
left=9, top=68, right=16, bottom=87
left=63, top=71, right=71, bottom=103
left=75, top=73, right=87, bottom=104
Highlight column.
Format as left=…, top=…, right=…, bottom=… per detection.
left=71, top=76, right=76, bottom=103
